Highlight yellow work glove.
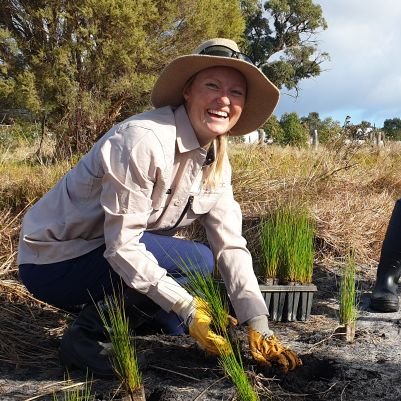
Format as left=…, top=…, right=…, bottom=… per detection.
left=248, top=327, right=302, bottom=373
left=188, top=298, right=233, bottom=355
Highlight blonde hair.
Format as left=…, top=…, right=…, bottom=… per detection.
left=182, top=73, right=230, bottom=190
left=203, top=134, right=227, bottom=190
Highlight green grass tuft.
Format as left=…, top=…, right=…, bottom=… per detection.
left=94, top=286, right=143, bottom=397
left=339, top=251, right=358, bottom=326
left=260, top=204, right=315, bottom=283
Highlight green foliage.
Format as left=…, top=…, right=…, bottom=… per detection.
left=260, top=215, right=281, bottom=279
left=383, top=118, right=401, bottom=140
left=52, top=377, right=94, bottom=401
left=176, top=256, right=260, bottom=401
left=94, top=288, right=143, bottom=394
left=301, top=113, right=342, bottom=144
left=339, top=251, right=358, bottom=326
left=0, top=122, right=39, bottom=153
left=279, top=112, right=309, bottom=147
left=318, top=117, right=342, bottom=144
left=176, top=256, right=230, bottom=334
left=263, top=114, right=284, bottom=143
left=1, top=0, right=245, bottom=156
left=260, top=204, right=315, bottom=283
left=242, top=0, right=329, bottom=91
left=219, top=343, right=260, bottom=401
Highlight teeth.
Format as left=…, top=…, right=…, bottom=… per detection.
left=209, top=109, right=228, bottom=118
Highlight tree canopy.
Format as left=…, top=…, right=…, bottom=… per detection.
left=1, top=0, right=329, bottom=156
left=383, top=118, right=401, bottom=141
left=279, top=112, right=309, bottom=147
left=242, top=0, right=329, bottom=92
left=0, top=0, right=245, bottom=154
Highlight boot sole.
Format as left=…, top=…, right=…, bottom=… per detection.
left=370, top=298, right=399, bottom=313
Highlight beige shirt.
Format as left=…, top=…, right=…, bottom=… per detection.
left=18, top=105, right=268, bottom=323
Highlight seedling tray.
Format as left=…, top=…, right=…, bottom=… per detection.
left=259, top=284, right=317, bottom=322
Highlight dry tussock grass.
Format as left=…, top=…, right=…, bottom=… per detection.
left=0, top=209, right=70, bottom=367
left=230, top=142, right=401, bottom=273
left=1, top=140, right=400, bottom=366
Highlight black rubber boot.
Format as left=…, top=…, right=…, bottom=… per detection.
left=370, top=199, right=401, bottom=312
left=59, top=290, right=161, bottom=378
left=59, top=303, right=115, bottom=378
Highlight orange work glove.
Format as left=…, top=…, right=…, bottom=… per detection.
left=248, top=327, right=302, bottom=373
left=188, top=298, right=233, bottom=355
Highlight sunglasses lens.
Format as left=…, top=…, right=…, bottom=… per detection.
left=236, top=53, right=253, bottom=63
left=201, top=45, right=253, bottom=64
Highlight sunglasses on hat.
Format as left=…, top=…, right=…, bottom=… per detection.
left=199, top=45, right=254, bottom=64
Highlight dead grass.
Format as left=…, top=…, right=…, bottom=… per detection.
left=1, top=140, right=400, bottom=367
left=230, top=142, right=401, bottom=271
left=0, top=209, right=70, bottom=367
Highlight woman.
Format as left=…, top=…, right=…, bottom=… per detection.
left=18, top=38, right=301, bottom=377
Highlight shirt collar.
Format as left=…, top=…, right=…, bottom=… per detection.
left=174, top=105, right=201, bottom=153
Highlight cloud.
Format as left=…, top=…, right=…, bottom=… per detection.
left=275, top=0, right=401, bottom=127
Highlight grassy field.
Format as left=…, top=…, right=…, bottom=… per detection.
left=1, top=131, right=400, bottom=368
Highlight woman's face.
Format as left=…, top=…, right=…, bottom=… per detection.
left=183, top=66, right=247, bottom=146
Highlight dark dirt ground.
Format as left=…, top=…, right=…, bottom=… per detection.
left=2, top=264, right=401, bottom=401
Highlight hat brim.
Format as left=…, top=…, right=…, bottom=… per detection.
left=151, top=55, right=280, bottom=136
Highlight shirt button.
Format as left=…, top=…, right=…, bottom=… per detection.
left=174, top=200, right=181, bottom=206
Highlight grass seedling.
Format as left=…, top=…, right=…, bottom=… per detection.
left=260, top=213, right=281, bottom=281
left=94, top=286, right=145, bottom=401
left=287, top=207, right=315, bottom=284
left=219, top=342, right=260, bottom=401
left=175, top=253, right=231, bottom=336
left=339, top=251, right=358, bottom=342
left=52, top=375, right=94, bottom=401
left=260, top=205, right=314, bottom=284
left=175, top=255, right=260, bottom=401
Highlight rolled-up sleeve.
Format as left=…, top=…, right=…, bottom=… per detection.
left=199, top=186, right=268, bottom=323
left=99, top=125, right=190, bottom=311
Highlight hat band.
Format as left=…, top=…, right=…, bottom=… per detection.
left=198, top=45, right=254, bottom=64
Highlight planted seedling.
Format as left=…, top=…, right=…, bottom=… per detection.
left=177, top=257, right=260, bottom=401
left=95, top=286, right=145, bottom=401
left=52, top=374, right=94, bottom=401
left=338, top=251, right=358, bottom=343
left=219, top=342, right=260, bottom=401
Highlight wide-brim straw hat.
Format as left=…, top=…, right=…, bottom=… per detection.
left=151, top=38, right=280, bottom=136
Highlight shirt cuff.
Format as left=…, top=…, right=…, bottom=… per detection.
left=146, top=274, right=193, bottom=312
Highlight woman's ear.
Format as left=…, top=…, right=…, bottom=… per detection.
left=182, top=75, right=195, bottom=102
left=182, top=85, right=190, bottom=101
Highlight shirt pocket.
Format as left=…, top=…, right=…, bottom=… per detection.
left=152, top=187, right=174, bottom=211
left=191, top=193, right=221, bottom=215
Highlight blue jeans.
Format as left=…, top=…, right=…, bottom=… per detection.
left=19, top=232, right=214, bottom=334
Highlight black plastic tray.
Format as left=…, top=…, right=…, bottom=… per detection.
left=258, top=284, right=317, bottom=322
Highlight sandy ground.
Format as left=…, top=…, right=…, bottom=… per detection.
left=2, top=264, right=401, bottom=401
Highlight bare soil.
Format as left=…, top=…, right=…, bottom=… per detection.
left=2, top=264, right=401, bottom=401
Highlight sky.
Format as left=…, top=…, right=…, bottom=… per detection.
left=274, top=0, right=401, bottom=128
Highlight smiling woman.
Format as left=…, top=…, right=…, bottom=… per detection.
left=17, top=37, right=301, bottom=378
left=182, top=67, right=247, bottom=146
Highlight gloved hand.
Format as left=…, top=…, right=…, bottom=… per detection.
left=248, top=327, right=302, bottom=373
left=187, top=298, right=232, bottom=355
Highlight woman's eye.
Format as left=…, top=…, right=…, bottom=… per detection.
left=206, top=82, right=219, bottom=89
left=231, top=89, right=244, bottom=97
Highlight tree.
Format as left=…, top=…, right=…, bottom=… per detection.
left=242, top=0, right=329, bottom=92
left=263, top=114, right=284, bottom=143
left=318, top=117, right=341, bottom=144
left=301, top=112, right=341, bottom=145
left=0, top=0, right=245, bottom=156
left=279, top=112, right=308, bottom=147
left=383, top=118, right=401, bottom=141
